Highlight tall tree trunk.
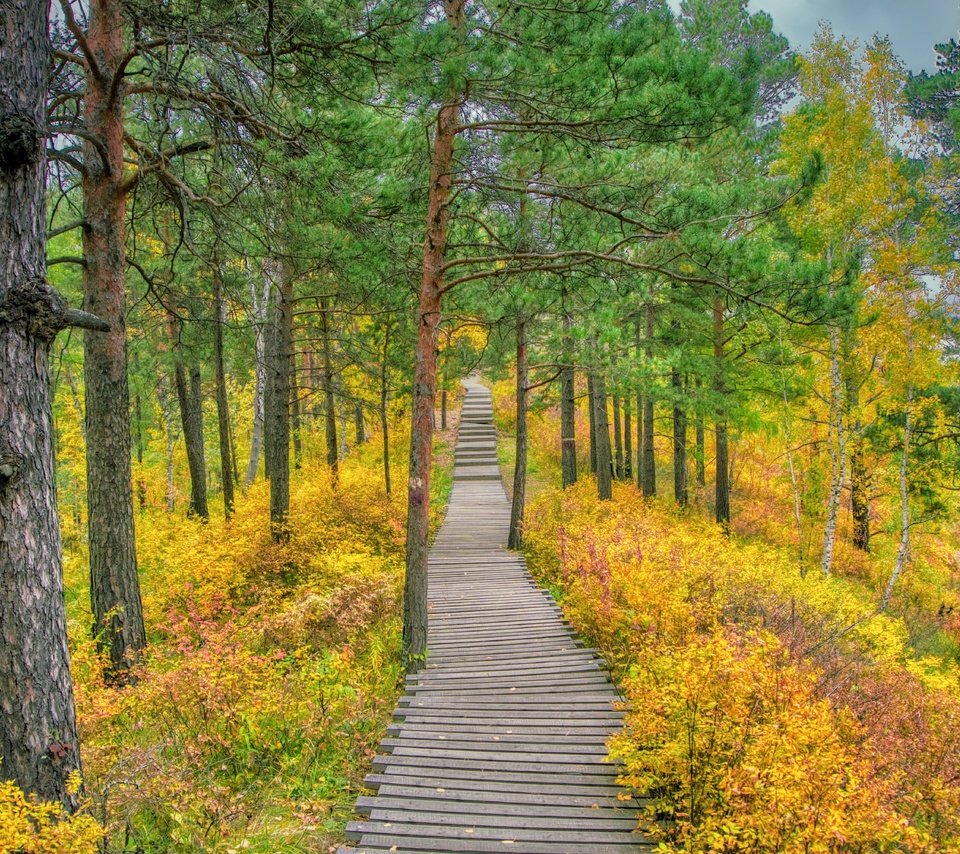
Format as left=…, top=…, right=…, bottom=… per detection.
left=673, top=369, right=688, bottom=507
left=508, top=320, right=528, bottom=549
left=714, top=297, right=730, bottom=529
left=320, top=296, right=339, bottom=483
left=642, top=304, right=656, bottom=497
left=404, top=0, right=464, bottom=670
left=290, top=350, right=303, bottom=470
left=623, top=394, right=633, bottom=481
left=847, top=367, right=870, bottom=552
left=441, top=389, right=447, bottom=430
left=882, top=389, right=913, bottom=610
left=263, top=260, right=292, bottom=541
left=170, top=316, right=208, bottom=521
left=593, top=372, right=613, bottom=501
left=779, top=343, right=805, bottom=566
left=82, top=0, right=146, bottom=682
left=133, top=390, right=146, bottom=511
left=612, top=394, right=624, bottom=480
left=157, top=379, right=177, bottom=512
left=380, top=324, right=392, bottom=496
left=560, top=307, right=577, bottom=487
left=635, top=318, right=644, bottom=490
left=695, top=378, right=705, bottom=487
left=243, top=261, right=271, bottom=486
left=820, top=322, right=845, bottom=576
left=213, top=272, right=235, bottom=518
left=587, top=373, right=598, bottom=474
left=338, top=397, right=349, bottom=460
left=355, top=403, right=365, bottom=445
left=0, top=0, right=81, bottom=801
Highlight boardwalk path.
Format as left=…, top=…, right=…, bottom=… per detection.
left=339, top=378, right=651, bottom=853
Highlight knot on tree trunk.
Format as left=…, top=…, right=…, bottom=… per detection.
left=0, top=279, right=110, bottom=340
left=0, top=106, right=42, bottom=172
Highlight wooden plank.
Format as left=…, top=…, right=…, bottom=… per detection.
left=342, top=379, right=650, bottom=852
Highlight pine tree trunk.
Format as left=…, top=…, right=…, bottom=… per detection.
left=320, top=297, right=339, bottom=483
left=612, top=395, right=624, bottom=480
left=263, top=261, right=292, bottom=541
left=673, top=369, right=687, bottom=507
left=623, top=394, right=633, bottom=481
left=509, top=320, right=528, bottom=549
left=635, top=318, right=644, bottom=490
left=714, top=298, right=730, bottom=529
left=587, top=373, right=598, bottom=474
left=338, top=399, right=349, bottom=460
left=593, top=373, right=613, bottom=501
left=355, top=403, right=365, bottom=445
left=560, top=307, right=577, bottom=487
left=642, top=305, right=656, bottom=497
left=0, top=0, right=81, bottom=802
left=381, top=324, right=392, bottom=496
left=157, top=379, right=177, bottom=512
left=170, top=316, right=208, bottom=521
left=291, top=350, right=302, bottom=470
left=133, top=390, right=146, bottom=511
left=441, top=390, right=447, bottom=430
left=82, top=0, right=145, bottom=682
left=695, top=382, right=706, bottom=488
left=243, top=262, right=270, bottom=487
left=404, top=0, right=464, bottom=670
left=213, top=274, right=234, bottom=518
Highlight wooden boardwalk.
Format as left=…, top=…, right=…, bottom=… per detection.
left=339, top=378, right=651, bottom=853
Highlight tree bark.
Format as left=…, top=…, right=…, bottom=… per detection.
left=243, top=261, right=271, bottom=486
left=642, top=304, right=656, bottom=497
left=380, top=324, right=392, bottom=496
left=560, top=306, right=577, bottom=487
left=441, top=389, right=447, bottom=430
left=82, top=0, right=146, bottom=681
left=592, top=372, right=613, bottom=501
left=213, top=272, right=235, bottom=518
left=847, top=368, right=870, bottom=552
left=263, top=259, right=292, bottom=541
left=157, top=380, right=177, bottom=513
left=508, top=319, right=528, bottom=549
left=355, top=402, right=365, bottom=445
left=587, top=373, right=598, bottom=475
left=820, top=322, right=845, bottom=575
left=623, top=394, right=633, bottom=481
left=695, top=379, right=706, bottom=487
left=714, top=297, right=730, bottom=529
left=170, top=315, right=208, bottom=521
left=291, top=349, right=302, bottom=470
left=673, top=369, right=688, bottom=507
left=0, top=0, right=81, bottom=803
left=320, top=296, right=339, bottom=483
left=404, top=0, right=464, bottom=670
left=612, top=394, right=624, bottom=480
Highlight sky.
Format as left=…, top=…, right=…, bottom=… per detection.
left=667, top=0, right=960, bottom=73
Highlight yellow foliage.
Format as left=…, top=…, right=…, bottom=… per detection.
left=0, top=780, right=103, bottom=854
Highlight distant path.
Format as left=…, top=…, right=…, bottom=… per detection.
left=339, top=377, right=651, bottom=853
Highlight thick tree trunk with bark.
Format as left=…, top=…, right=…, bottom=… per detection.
left=170, top=316, right=208, bottom=520
left=587, top=373, right=598, bottom=474
left=291, top=354, right=302, bottom=470
left=381, top=325, right=392, bottom=496
left=623, top=395, right=633, bottom=481
left=612, top=395, right=624, bottom=480
left=263, top=261, right=292, bottom=541
left=509, top=320, right=528, bottom=549
left=404, top=0, right=464, bottom=670
left=243, top=263, right=271, bottom=486
left=213, top=273, right=234, bottom=518
left=673, top=369, right=687, bottom=507
left=82, top=0, right=145, bottom=680
left=641, top=305, right=656, bottom=497
left=560, top=308, right=577, bottom=487
left=320, top=297, right=338, bottom=483
left=592, top=373, right=613, bottom=501
left=714, top=298, right=730, bottom=529
left=0, top=0, right=81, bottom=803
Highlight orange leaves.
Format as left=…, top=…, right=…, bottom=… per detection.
left=524, top=480, right=960, bottom=851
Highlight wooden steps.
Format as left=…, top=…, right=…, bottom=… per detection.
left=338, top=377, right=651, bottom=853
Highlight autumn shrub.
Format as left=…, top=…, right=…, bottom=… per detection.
left=0, top=776, right=103, bottom=854
left=524, top=480, right=960, bottom=852
left=56, top=422, right=443, bottom=853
